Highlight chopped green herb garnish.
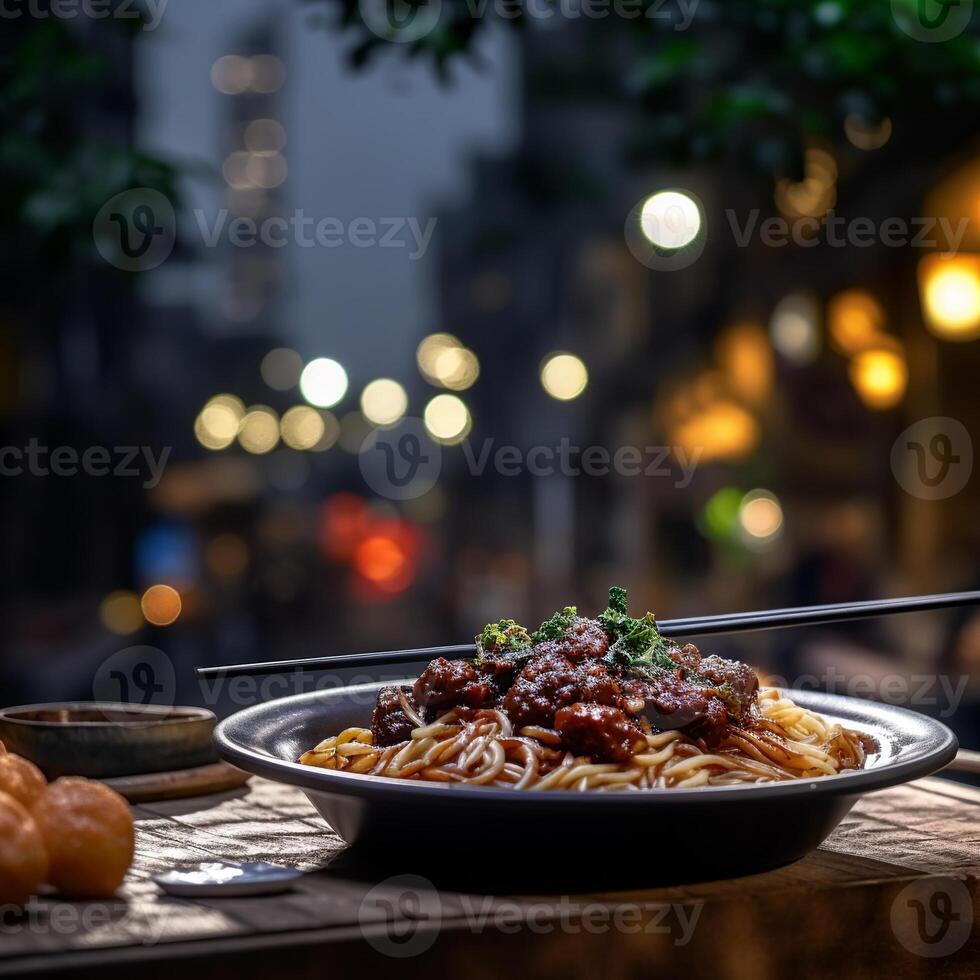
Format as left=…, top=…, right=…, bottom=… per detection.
left=599, top=587, right=676, bottom=673
left=532, top=606, right=578, bottom=644
left=475, top=619, right=532, bottom=657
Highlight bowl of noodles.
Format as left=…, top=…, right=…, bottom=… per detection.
left=214, top=589, right=957, bottom=884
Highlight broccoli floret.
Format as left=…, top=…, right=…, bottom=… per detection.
left=532, top=606, right=578, bottom=644
left=475, top=619, right=532, bottom=657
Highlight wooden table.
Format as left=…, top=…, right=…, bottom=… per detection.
left=2, top=776, right=978, bottom=979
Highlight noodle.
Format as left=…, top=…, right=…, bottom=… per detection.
left=298, top=687, right=873, bottom=791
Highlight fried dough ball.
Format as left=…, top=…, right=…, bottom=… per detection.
left=31, top=778, right=134, bottom=898
left=0, top=754, right=47, bottom=808
left=0, top=791, right=48, bottom=905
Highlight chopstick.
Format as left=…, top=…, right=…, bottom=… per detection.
left=196, top=589, right=980, bottom=678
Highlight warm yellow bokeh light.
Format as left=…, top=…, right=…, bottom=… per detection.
left=673, top=401, right=759, bottom=463
left=238, top=406, right=280, bottom=454
left=99, top=591, right=143, bottom=635
left=715, top=322, right=773, bottom=404
left=424, top=394, right=471, bottom=445
left=361, top=379, right=408, bottom=426
left=849, top=347, right=908, bottom=410
left=195, top=394, right=245, bottom=450
left=919, top=254, right=980, bottom=340
left=417, top=333, right=461, bottom=381
left=540, top=352, right=588, bottom=401
left=141, top=585, right=182, bottom=627
left=280, top=405, right=326, bottom=450
left=739, top=490, right=784, bottom=542
left=828, top=289, right=886, bottom=355
left=300, top=358, right=348, bottom=408
left=432, top=346, right=480, bottom=391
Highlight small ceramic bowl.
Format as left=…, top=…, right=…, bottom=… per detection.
left=0, top=702, right=217, bottom=779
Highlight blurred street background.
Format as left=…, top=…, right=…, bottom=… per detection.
left=1, top=0, right=979, bottom=768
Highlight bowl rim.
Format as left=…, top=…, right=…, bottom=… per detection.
left=214, top=681, right=959, bottom=806
left=0, top=702, right=216, bottom=729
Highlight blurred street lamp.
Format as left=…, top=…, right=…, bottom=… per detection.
left=540, top=352, right=588, bottom=401
left=918, top=254, right=980, bottom=341
left=849, top=346, right=908, bottom=410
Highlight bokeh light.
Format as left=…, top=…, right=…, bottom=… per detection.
left=238, top=406, right=280, bottom=454
left=205, top=534, right=249, bottom=578
left=312, top=411, right=341, bottom=451
left=424, top=394, right=471, bottom=444
left=540, top=352, right=589, bottom=401
left=715, top=322, right=773, bottom=404
left=918, top=254, right=980, bottom=340
left=210, top=55, right=252, bottom=95
left=432, top=346, right=480, bottom=390
left=828, top=290, right=886, bottom=355
left=673, top=400, right=759, bottom=463
left=280, top=405, right=326, bottom=450
left=261, top=348, right=303, bottom=390
left=245, top=152, right=288, bottom=189
left=244, top=118, right=286, bottom=153
left=194, top=394, right=245, bottom=451
left=250, top=54, right=285, bottom=94
left=849, top=346, right=908, bottom=410
left=300, top=358, right=348, bottom=408
left=361, top=379, right=409, bottom=426
left=99, top=591, right=143, bottom=635
left=639, top=191, right=702, bottom=249
left=140, top=584, right=182, bottom=627
left=770, top=293, right=821, bottom=364
left=738, top=490, right=784, bottom=546
left=844, top=114, right=892, bottom=151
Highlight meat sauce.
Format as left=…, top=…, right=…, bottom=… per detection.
left=371, top=618, right=760, bottom=762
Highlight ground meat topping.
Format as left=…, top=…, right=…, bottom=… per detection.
left=534, top=617, right=610, bottom=662
left=370, top=686, right=417, bottom=746
left=554, top=703, right=642, bottom=763
left=412, top=657, right=494, bottom=715
left=694, top=654, right=759, bottom=719
left=502, top=651, right=621, bottom=728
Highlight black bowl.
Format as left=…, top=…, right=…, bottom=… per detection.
left=214, top=683, right=957, bottom=888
